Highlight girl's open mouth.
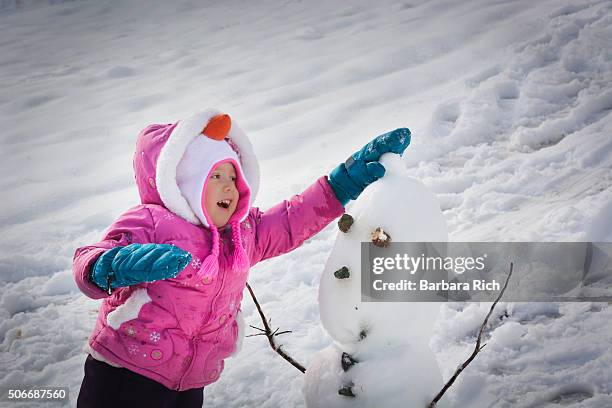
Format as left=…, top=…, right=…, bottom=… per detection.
left=217, top=199, right=231, bottom=209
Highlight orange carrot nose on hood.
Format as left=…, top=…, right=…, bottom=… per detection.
left=202, top=114, right=232, bottom=140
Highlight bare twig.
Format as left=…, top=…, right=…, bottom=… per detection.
left=428, top=262, right=514, bottom=408
left=246, top=282, right=307, bottom=373
left=245, top=325, right=293, bottom=338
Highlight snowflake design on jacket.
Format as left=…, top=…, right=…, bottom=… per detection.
left=191, top=258, right=202, bottom=270
left=163, top=213, right=175, bottom=220
left=128, top=344, right=139, bottom=355
left=150, top=331, right=161, bottom=343
left=125, top=326, right=137, bottom=337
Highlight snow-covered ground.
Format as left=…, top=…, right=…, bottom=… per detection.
left=1, top=0, right=611, bottom=407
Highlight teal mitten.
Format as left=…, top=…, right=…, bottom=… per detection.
left=90, top=243, right=192, bottom=294
left=328, top=128, right=411, bottom=205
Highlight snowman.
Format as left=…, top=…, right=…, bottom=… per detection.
left=303, top=152, right=449, bottom=408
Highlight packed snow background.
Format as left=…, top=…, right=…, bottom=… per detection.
left=1, top=0, right=611, bottom=407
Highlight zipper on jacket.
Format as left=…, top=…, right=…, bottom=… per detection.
left=178, top=337, right=197, bottom=390
left=201, top=248, right=230, bottom=333
left=182, top=244, right=234, bottom=387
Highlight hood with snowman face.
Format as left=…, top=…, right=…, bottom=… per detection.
left=132, top=108, right=260, bottom=280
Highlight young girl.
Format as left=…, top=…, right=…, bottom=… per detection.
left=73, top=108, right=410, bottom=407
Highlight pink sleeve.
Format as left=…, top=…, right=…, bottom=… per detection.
left=249, top=176, right=345, bottom=265
left=72, top=205, right=156, bottom=299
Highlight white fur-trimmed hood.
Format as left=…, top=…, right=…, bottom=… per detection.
left=155, top=109, right=260, bottom=225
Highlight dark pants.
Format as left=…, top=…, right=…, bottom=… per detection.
left=77, top=355, right=204, bottom=408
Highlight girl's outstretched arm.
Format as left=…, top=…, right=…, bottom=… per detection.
left=248, top=128, right=410, bottom=266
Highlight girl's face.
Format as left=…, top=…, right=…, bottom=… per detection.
left=204, top=162, right=239, bottom=228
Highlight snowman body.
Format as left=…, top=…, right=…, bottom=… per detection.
left=304, top=155, right=449, bottom=408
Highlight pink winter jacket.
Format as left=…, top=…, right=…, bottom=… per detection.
left=73, top=121, right=345, bottom=391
